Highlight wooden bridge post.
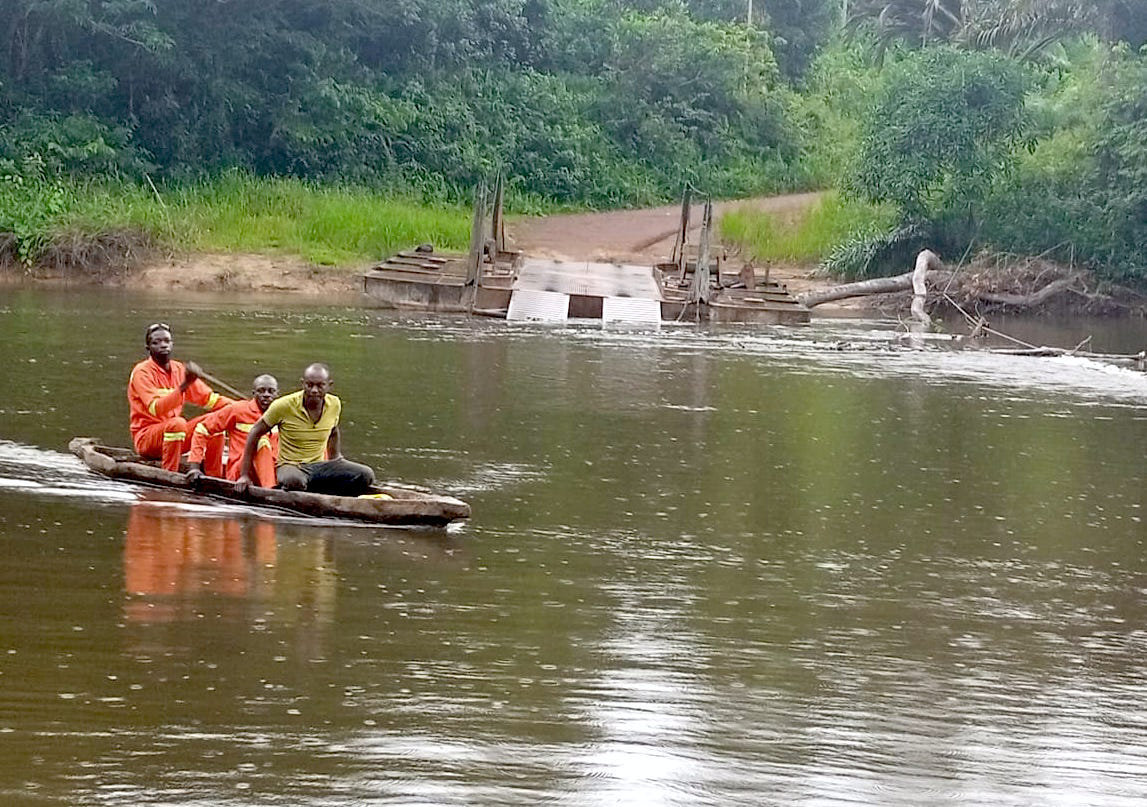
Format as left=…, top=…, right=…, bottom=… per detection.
left=491, top=174, right=505, bottom=255
left=674, top=186, right=692, bottom=283
left=463, top=183, right=489, bottom=312
left=466, top=183, right=488, bottom=288
left=696, top=200, right=713, bottom=306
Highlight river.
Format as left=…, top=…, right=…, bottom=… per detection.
left=2, top=286, right=1147, bottom=806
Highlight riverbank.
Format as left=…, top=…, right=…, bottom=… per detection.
left=0, top=250, right=364, bottom=299
left=0, top=174, right=474, bottom=279
left=133, top=252, right=364, bottom=297
left=5, top=240, right=1139, bottom=320
left=0, top=189, right=837, bottom=301
left=5, top=187, right=1143, bottom=318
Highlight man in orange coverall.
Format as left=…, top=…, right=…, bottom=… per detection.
left=127, top=322, right=231, bottom=472
left=184, top=374, right=280, bottom=487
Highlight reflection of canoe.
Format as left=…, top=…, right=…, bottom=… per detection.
left=69, top=437, right=471, bottom=527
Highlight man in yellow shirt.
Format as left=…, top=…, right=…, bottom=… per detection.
left=235, top=363, right=375, bottom=495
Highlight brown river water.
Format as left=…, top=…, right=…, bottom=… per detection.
left=2, top=286, right=1147, bottom=805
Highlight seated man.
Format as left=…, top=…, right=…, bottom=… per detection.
left=128, top=323, right=231, bottom=472
left=185, top=374, right=281, bottom=488
left=235, top=363, right=375, bottom=495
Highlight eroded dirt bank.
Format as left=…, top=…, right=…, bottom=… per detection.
left=2, top=251, right=365, bottom=299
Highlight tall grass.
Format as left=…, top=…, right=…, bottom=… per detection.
left=719, top=191, right=896, bottom=265
left=54, top=173, right=473, bottom=267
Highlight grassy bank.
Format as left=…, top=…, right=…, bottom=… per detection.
left=2, top=173, right=474, bottom=272
left=719, top=192, right=895, bottom=266
left=7, top=170, right=887, bottom=278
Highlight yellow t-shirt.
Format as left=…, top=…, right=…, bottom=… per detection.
left=260, top=391, right=341, bottom=466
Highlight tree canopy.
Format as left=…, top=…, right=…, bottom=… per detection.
left=846, top=47, right=1028, bottom=221
left=0, top=0, right=802, bottom=203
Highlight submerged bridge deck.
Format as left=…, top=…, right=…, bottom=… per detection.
left=363, top=251, right=809, bottom=325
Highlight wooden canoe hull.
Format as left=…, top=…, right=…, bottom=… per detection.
left=69, top=438, right=471, bottom=527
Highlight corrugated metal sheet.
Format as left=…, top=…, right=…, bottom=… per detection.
left=506, top=289, right=570, bottom=322
left=514, top=259, right=661, bottom=300
left=602, top=296, right=661, bottom=328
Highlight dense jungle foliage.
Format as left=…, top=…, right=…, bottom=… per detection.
left=1, top=0, right=1146, bottom=282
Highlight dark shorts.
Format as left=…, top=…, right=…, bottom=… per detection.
left=276, top=458, right=375, bottom=496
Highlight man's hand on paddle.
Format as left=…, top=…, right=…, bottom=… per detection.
left=180, top=360, right=204, bottom=391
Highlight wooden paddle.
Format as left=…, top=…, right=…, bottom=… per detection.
left=195, top=368, right=244, bottom=399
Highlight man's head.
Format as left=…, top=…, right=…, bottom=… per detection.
left=301, top=363, right=331, bottom=407
left=252, top=374, right=279, bottom=412
left=145, top=322, right=173, bottom=365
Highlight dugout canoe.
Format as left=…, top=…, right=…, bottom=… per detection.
left=69, top=438, right=471, bottom=527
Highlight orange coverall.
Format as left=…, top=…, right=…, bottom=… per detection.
left=187, top=398, right=279, bottom=487
left=128, top=357, right=231, bottom=471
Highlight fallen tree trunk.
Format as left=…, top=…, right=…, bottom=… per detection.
left=798, top=252, right=1134, bottom=316
left=975, top=274, right=1083, bottom=307
left=990, top=346, right=1146, bottom=364
left=798, top=268, right=950, bottom=308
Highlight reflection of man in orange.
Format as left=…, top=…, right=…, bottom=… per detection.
left=185, top=374, right=280, bottom=487
left=123, top=507, right=277, bottom=622
left=128, top=323, right=231, bottom=472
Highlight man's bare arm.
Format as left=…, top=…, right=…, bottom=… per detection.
left=234, top=418, right=271, bottom=493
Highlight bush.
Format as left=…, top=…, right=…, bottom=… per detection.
left=980, top=44, right=1147, bottom=283
left=789, top=37, right=883, bottom=186
left=0, top=161, right=74, bottom=266
left=845, top=47, right=1030, bottom=222
left=720, top=191, right=897, bottom=264
left=979, top=130, right=1104, bottom=266
left=819, top=222, right=933, bottom=279
left=0, top=111, right=150, bottom=178
left=393, top=71, right=658, bottom=207
left=1089, top=46, right=1147, bottom=280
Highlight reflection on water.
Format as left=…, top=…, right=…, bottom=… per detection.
left=125, top=505, right=284, bottom=620
left=577, top=580, right=713, bottom=804
left=118, top=501, right=339, bottom=674
left=4, top=289, right=1147, bottom=805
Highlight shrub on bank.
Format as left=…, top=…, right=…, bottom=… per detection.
left=824, top=42, right=1147, bottom=285
left=0, top=160, right=75, bottom=267
left=1, top=173, right=472, bottom=272
left=979, top=44, right=1147, bottom=284
left=720, top=191, right=896, bottom=265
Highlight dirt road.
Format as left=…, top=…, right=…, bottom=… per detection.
left=509, top=190, right=825, bottom=290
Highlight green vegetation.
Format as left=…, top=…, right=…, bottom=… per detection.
left=162, top=177, right=471, bottom=266
left=819, top=45, right=1031, bottom=279
left=3, top=0, right=1147, bottom=286
left=721, top=25, right=1147, bottom=284
left=2, top=173, right=471, bottom=268
left=720, top=192, right=896, bottom=264
left=847, top=47, right=1029, bottom=223
left=0, top=0, right=816, bottom=205
left=979, top=43, right=1147, bottom=282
